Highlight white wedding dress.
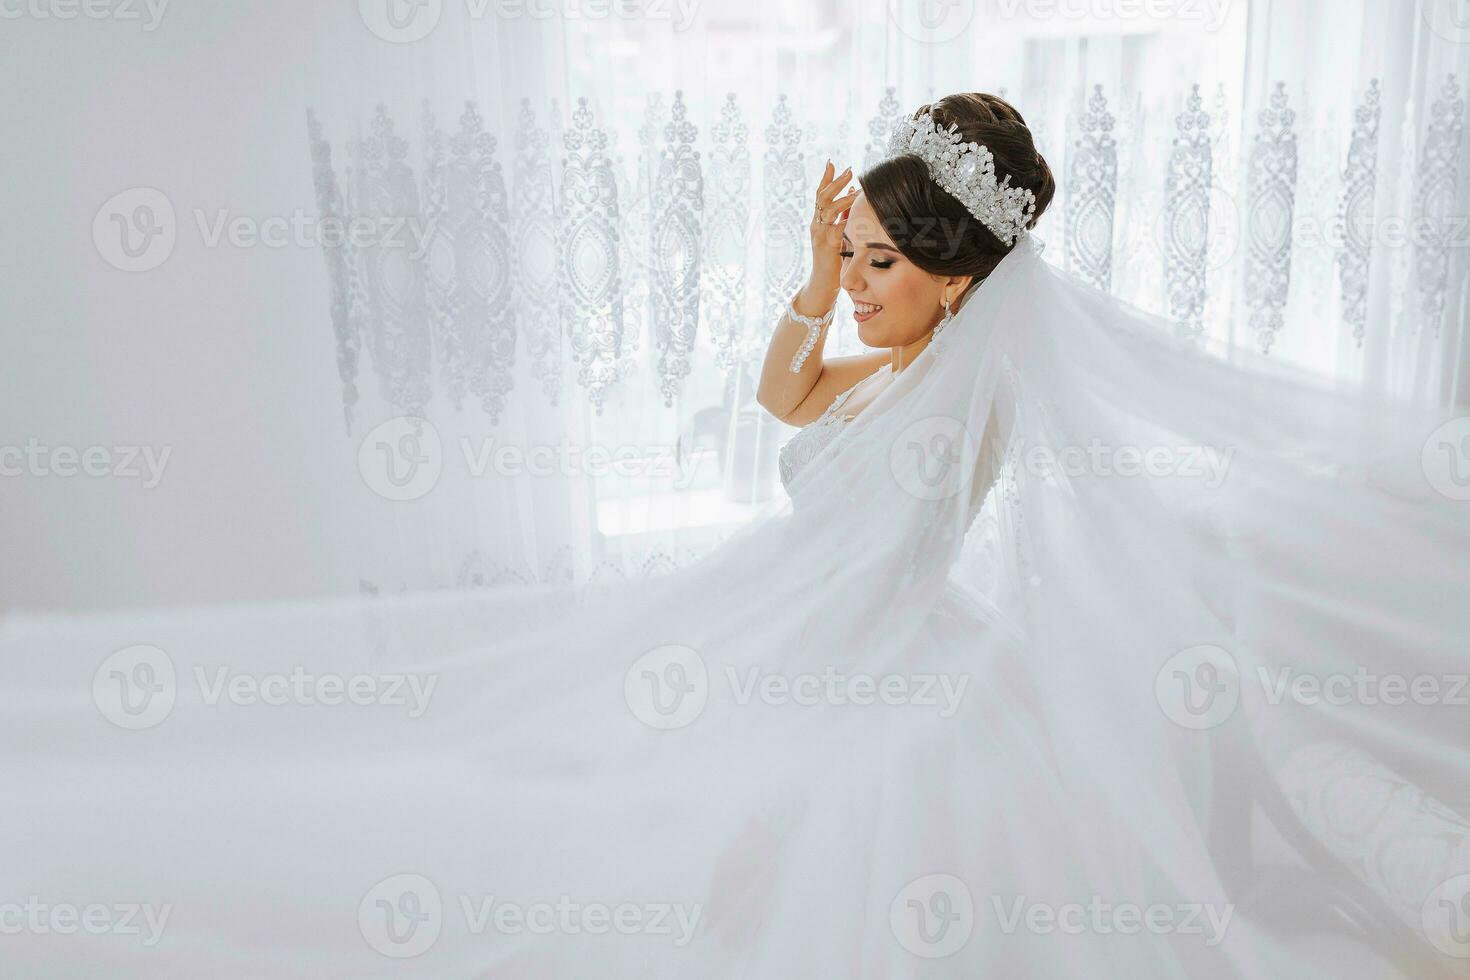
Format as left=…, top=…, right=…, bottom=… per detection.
left=777, top=365, right=890, bottom=490
left=5, top=233, right=1469, bottom=979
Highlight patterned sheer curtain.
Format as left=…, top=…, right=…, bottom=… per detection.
left=306, top=0, right=1470, bottom=596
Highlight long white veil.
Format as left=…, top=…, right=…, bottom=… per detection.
left=5, top=233, right=1469, bottom=977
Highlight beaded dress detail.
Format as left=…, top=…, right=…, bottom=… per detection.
left=777, top=368, right=888, bottom=492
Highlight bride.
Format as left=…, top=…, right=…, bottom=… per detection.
left=5, top=93, right=1470, bottom=979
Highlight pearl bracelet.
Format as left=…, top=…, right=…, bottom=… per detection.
left=787, top=296, right=834, bottom=373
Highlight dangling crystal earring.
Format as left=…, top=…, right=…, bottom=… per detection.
left=932, top=295, right=954, bottom=343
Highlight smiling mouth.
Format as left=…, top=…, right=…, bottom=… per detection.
left=854, top=302, right=883, bottom=322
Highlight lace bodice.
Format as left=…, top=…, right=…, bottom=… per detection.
left=777, top=370, right=885, bottom=492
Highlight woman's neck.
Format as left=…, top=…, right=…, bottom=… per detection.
left=891, top=280, right=981, bottom=374
left=890, top=327, right=935, bottom=375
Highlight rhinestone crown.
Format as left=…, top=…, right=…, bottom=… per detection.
left=880, top=111, right=1038, bottom=247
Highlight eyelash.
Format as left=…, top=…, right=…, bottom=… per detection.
left=839, top=250, right=895, bottom=269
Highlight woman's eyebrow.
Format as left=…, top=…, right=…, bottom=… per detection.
left=840, top=233, right=901, bottom=253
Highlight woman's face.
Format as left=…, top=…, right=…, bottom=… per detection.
left=839, top=192, right=953, bottom=349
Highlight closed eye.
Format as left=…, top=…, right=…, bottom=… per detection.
left=839, top=250, right=895, bottom=269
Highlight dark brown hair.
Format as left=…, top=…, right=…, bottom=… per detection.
left=859, top=92, right=1055, bottom=296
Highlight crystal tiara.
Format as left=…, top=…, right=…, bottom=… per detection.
left=881, top=110, right=1038, bottom=247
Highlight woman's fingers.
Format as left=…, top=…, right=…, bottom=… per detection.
left=818, top=189, right=859, bottom=225
left=814, top=183, right=858, bottom=229
left=819, top=176, right=854, bottom=205
left=814, top=205, right=858, bottom=233
left=816, top=164, right=854, bottom=205
left=810, top=162, right=858, bottom=236
left=815, top=160, right=837, bottom=198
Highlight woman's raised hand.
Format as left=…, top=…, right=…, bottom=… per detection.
left=807, top=161, right=860, bottom=299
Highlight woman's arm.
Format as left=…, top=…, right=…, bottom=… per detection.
left=756, top=282, right=889, bottom=426
left=774, top=351, right=892, bottom=427
left=755, top=161, right=861, bottom=424
left=755, top=282, right=838, bottom=421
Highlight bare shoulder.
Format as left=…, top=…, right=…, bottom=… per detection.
left=776, top=351, right=891, bottom=427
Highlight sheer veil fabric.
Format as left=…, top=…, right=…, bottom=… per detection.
left=5, top=233, right=1470, bottom=978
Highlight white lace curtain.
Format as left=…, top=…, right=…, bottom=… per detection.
left=306, top=0, right=1470, bottom=596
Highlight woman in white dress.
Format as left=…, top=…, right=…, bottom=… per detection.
left=4, top=93, right=1469, bottom=979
